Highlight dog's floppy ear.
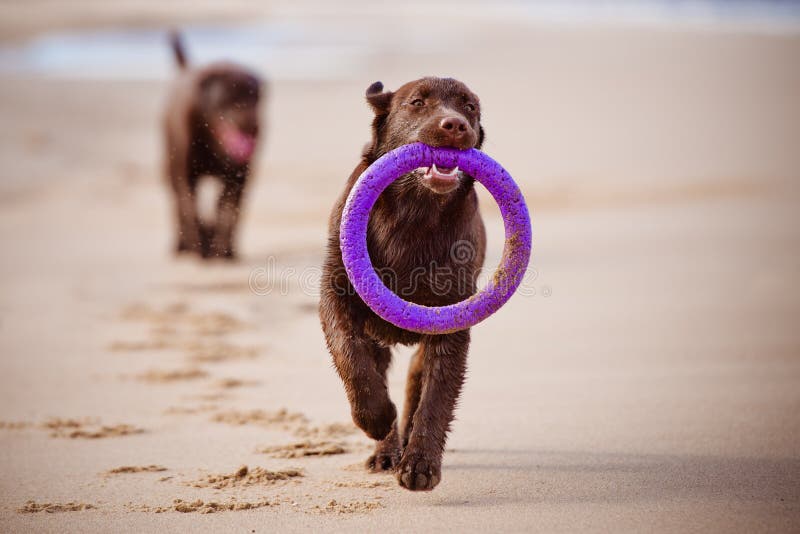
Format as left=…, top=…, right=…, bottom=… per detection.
left=476, top=125, right=485, bottom=149
left=364, top=81, right=394, bottom=161
left=365, top=81, right=393, bottom=115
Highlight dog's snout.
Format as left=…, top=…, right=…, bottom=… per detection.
left=235, top=113, right=259, bottom=137
left=244, top=121, right=259, bottom=137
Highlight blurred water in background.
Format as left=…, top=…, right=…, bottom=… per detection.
left=0, top=0, right=797, bottom=197
left=0, top=0, right=798, bottom=81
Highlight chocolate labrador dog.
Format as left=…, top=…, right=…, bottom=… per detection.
left=163, top=32, right=263, bottom=259
left=320, top=77, right=487, bottom=491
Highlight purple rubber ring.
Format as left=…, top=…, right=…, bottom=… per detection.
left=340, top=143, right=532, bottom=335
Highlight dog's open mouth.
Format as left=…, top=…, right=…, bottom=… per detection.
left=217, top=123, right=256, bottom=164
left=418, top=164, right=461, bottom=194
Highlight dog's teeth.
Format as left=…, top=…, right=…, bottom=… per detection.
left=430, top=164, right=459, bottom=177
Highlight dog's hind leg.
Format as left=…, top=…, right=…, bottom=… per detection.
left=365, top=346, right=402, bottom=472
left=400, top=345, right=425, bottom=448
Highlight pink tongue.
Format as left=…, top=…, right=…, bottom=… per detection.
left=219, top=124, right=256, bottom=163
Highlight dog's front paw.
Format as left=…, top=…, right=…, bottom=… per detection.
left=366, top=424, right=401, bottom=472
left=397, top=451, right=441, bottom=491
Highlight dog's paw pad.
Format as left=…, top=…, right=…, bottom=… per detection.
left=397, top=454, right=440, bottom=491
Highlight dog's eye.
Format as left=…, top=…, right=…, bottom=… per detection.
left=465, top=103, right=476, bottom=112
left=410, top=99, right=425, bottom=107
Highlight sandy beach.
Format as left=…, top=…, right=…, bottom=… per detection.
left=1, top=2, right=799, bottom=532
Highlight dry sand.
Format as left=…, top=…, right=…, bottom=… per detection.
left=0, top=2, right=799, bottom=532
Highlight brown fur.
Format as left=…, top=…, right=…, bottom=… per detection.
left=319, top=77, right=487, bottom=491
left=163, top=31, right=263, bottom=259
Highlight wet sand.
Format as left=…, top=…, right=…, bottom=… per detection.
left=1, top=4, right=799, bottom=532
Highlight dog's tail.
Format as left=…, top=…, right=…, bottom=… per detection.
left=169, top=30, right=188, bottom=69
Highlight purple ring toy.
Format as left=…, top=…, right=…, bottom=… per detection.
left=340, top=143, right=532, bottom=335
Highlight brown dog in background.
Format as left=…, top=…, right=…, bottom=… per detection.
left=163, top=32, right=263, bottom=259
left=320, top=77, right=487, bottom=491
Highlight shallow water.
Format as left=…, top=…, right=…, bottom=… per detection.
left=0, top=22, right=374, bottom=81
left=0, top=1, right=796, bottom=81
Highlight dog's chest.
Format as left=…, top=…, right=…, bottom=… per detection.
left=366, top=217, right=479, bottom=308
